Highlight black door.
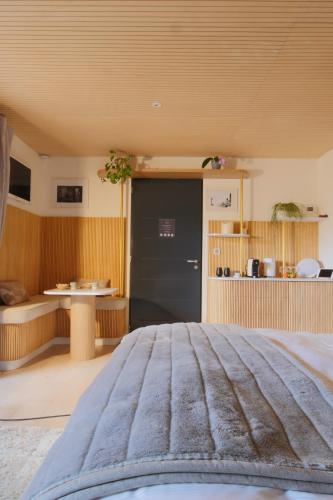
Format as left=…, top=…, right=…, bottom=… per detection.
left=130, top=179, right=202, bottom=330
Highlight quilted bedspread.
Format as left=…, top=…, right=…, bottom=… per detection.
left=23, top=323, right=333, bottom=499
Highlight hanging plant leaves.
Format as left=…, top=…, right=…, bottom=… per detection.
left=202, top=157, right=213, bottom=168
left=104, top=150, right=133, bottom=184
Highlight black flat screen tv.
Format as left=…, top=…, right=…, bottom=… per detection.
left=9, top=157, right=31, bottom=202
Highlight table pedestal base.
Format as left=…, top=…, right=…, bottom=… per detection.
left=70, top=295, right=96, bottom=361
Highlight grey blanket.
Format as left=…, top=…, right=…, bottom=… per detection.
left=24, top=323, right=333, bottom=499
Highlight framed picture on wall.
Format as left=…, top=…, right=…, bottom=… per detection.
left=207, top=188, right=239, bottom=212
left=52, top=178, right=89, bottom=208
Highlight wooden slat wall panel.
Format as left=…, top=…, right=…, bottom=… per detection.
left=208, top=221, right=249, bottom=276
left=96, top=309, right=127, bottom=339
left=208, top=220, right=318, bottom=277
left=0, top=311, right=57, bottom=361
left=0, top=205, right=41, bottom=295
left=56, top=309, right=70, bottom=337
left=207, top=279, right=333, bottom=333
left=56, top=309, right=126, bottom=339
left=293, top=223, right=319, bottom=263
left=40, top=217, right=124, bottom=295
left=249, top=221, right=318, bottom=271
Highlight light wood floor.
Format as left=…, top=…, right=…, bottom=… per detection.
left=0, top=345, right=115, bottom=429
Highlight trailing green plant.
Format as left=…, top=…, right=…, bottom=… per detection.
left=103, top=150, right=132, bottom=184
left=271, top=202, right=302, bottom=221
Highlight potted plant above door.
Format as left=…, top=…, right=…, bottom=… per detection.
left=202, top=155, right=227, bottom=169
left=102, top=149, right=133, bottom=184
left=100, top=150, right=134, bottom=298
left=271, top=202, right=302, bottom=221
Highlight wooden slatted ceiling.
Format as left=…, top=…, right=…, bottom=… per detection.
left=1, top=1, right=333, bottom=157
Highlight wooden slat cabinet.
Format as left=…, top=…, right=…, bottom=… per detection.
left=207, top=279, right=333, bottom=334
left=288, top=282, right=333, bottom=333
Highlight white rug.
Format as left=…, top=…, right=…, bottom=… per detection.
left=0, top=424, right=62, bottom=500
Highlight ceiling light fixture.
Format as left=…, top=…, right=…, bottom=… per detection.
left=152, top=101, right=161, bottom=109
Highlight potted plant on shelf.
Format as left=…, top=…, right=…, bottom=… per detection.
left=271, top=202, right=302, bottom=221
left=202, top=155, right=227, bottom=169
left=271, top=202, right=302, bottom=279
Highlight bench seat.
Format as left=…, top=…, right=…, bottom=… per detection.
left=0, top=295, right=60, bottom=324
left=0, top=294, right=128, bottom=370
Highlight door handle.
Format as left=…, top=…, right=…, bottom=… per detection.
left=186, top=259, right=199, bottom=264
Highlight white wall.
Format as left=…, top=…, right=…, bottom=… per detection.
left=316, top=149, right=333, bottom=267
left=14, top=153, right=315, bottom=220
left=8, top=135, right=46, bottom=216
left=139, top=156, right=317, bottom=221
left=236, top=158, right=317, bottom=221
left=42, top=157, right=122, bottom=217
left=6, top=132, right=320, bottom=221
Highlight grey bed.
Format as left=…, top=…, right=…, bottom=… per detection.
left=23, top=323, right=333, bottom=499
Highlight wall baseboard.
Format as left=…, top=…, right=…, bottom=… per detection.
left=53, top=337, right=122, bottom=346
left=0, top=338, right=54, bottom=371
left=0, top=336, right=123, bottom=371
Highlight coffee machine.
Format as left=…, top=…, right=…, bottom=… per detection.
left=247, top=258, right=260, bottom=278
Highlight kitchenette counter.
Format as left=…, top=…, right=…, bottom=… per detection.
left=207, top=277, right=333, bottom=333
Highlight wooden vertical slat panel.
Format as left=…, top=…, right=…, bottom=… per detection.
left=208, top=220, right=318, bottom=277
left=0, top=205, right=41, bottom=295
left=208, top=220, right=249, bottom=276
left=249, top=221, right=318, bottom=269
left=56, top=308, right=127, bottom=339
left=293, top=223, right=318, bottom=263
left=40, top=217, right=123, bottom=293
left=0, top=311, right=57, bottom=361
left=56, top=309, right=70, bottom=338
left=96, top=309, right=127, bottom=339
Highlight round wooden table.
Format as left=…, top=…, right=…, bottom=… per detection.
left=44, top=288, right=118, bottom=360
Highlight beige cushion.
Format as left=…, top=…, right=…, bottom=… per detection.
left=0, top=281, right=29, bottom=306
left=0, top=295, right=60, bottom=324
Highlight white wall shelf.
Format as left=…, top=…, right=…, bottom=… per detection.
left=207, top=233, right=250, bottom=238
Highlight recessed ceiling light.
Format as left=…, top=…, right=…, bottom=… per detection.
left=152, top=101, right=161, bottom=108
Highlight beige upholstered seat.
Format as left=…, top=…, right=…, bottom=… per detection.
left=0, top=295, right=60, bottom=324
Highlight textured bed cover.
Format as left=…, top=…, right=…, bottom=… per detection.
left=24, top=324, right=333, bottom=499
left=108, top=329, right=333, bottom=500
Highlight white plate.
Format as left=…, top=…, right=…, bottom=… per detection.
left=296, top=258, right=321, bottom=278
